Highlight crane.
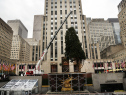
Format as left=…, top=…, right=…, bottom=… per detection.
left=26, top=11, right=73, bottom=76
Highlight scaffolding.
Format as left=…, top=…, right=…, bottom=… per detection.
left=48, top=72, right=87, bottom=92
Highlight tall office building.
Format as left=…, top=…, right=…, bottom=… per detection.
left=7, top=20, right=28, bottom=38
left=33, top=15, right=43, bottom=41
left=0, top=18, right=13, bottom=59
left=87, top=19, right=115, bottom=44
left=25, top=38, right=41, bottom=61
left=40, top=0, right=91, bottom=73
left=0, top=18, right=16, bottom=65
left=7, top=19, right=30, bottom=62
left=107, top=18, right=121, bottom=44
left=118, top=0, right=126, bottom=48
left=10, top=35, right=30, bottom=61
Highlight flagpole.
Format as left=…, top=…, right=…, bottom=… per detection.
left=0, top=59, right=2, bottom=73
left=1, top=60, right=3, bottom=75
left=124, top=58, right=126, bottom=70
left=113, top=59, right=115, bottom=73
left=2, top=60, right=3, bottom=75
left=8, top=62, right=9, bottom=74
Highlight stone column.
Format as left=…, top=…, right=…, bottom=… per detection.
left=58, top=64, right=62, bottom=73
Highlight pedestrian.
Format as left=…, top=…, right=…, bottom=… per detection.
left=4, top=74, right=5, bottom=79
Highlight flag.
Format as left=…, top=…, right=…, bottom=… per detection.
left=38, top=65, right=40, bottom=71
left=17, top=64, right=18, bottom=71
left=23, top=65, right=25, bottom=71
left=92, top=63, right=94, bottom=68
left=35, top=66, right=36, bottom=70
left=115, top=62, right=116, bottom=68
left=3, top=63, right=8, bottom=71
left=0, top=60, right=2, bottom=70
left=103, top=63, right=105, bottom=68
left=122, top=61, right=125, bottom=68
left=6, top=64, right=9, bottom=71
left=111, top=63, right=112, bottom=68
left=121, top=61, right=124, bottom=68
left=27, top=64, right=29, bottom=71
left=11, top=64, right=15, bottom=71
left=100, top=63, right=102, bottom=67
left=21, top=63, right=22, bottom=71
left=96, top=63, right=98, bottom=69
left=0, top=63, right=1, bottom=70
left=124, top=61, right=126, bottom=68
left=118, top=62, right=120, bottom=68
left=31, top=65, right=33, bottom=69
left=5, top=63, right=8, bottom=71
left=3, top=63, right=5, bottom=68
left=9, top=64, right=11, bottom=71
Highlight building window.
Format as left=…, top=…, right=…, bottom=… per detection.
left=50, top=43, right=53, bottom=61
left=51, top=11, right=53, bottom=15
left=55, top=11, right=57, bottom=15
left=74, top=10, right=76, bottom=14
left=60, top=10, right=62, bottom=14
left=65, top=10, right=67, bottom=14
left=61, top=41, right=63, bottom=54
left=55, top=41, right=57, bottom=58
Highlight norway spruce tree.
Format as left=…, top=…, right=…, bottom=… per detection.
left=65, top=27, right=86, bottom=69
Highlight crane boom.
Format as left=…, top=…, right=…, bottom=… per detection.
left=35, top=11, right=73, bottom=71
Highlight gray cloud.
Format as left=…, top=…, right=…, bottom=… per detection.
left=82, top=0, right=121, bottom=19
left=0, top=0, right=45, bottom=38
left=0, top=0, right=121, bottom=38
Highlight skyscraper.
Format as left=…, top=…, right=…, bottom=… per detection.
left=0, top=18, right=13, bottom=59
left=8, top=20, right=30, bottom=61
left=33, top=15, right=43, bottom=41
left=7, top=20, right=28, bottom=39
left=10, top=35, right=30, bottom=61
left=0, top=18, right=16, bottom=66
left=87, top=19, right=115, bottom=44
left=40, top=0, right=90, bottom=73
left=107, top=18, right=121, bottom=44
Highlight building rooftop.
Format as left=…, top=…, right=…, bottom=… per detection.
left=7, top=19, right=28, bottom=31
left=107, top=18, right=119, bottom=23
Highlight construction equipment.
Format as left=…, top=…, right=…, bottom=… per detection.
left=25, top=11, right=72, bottom=76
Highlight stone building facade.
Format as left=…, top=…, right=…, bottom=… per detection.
left=100, top=44, right=126, bottom=62
left=39, top=0, right=91, bottom=73
left=24, top=38, right=41, bottom=62
left=0, top=18, right=17, bottom=69
left=118, top=0, right=126, bottom=48
left=33, top=15, right=43, bottom=41
left=87, top=19, right=115, bottom=45
left=10, top=35, right=30, bottom=62
left=7, top=20, right=28, bottom=39
left=98, top=36, right=115, bottom=51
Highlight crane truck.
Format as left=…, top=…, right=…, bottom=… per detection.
left=25, top=11, right=72, bottom=76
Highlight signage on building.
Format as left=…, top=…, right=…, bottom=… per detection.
left=106, top=80, right=117, bottom=83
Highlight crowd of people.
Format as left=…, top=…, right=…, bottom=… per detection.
left=0, top=74, right=9, bottom=81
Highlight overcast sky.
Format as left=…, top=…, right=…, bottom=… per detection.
left=0, top=0, right=121, bottom=38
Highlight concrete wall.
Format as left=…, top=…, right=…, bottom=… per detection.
left=86, top=86, right=94, bottom=93
left=92, top=73, right=124, bottom=92
left=10, top=76, right=42, bottom=93
left=123, top=78, right=126, bottom=91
